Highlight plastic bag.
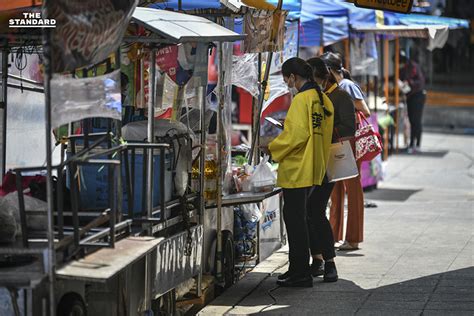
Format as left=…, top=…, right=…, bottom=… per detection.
left=0, top=196, right=17, bottom=243
left=2, top=192, right=48, bottom=233
left=241, top=203, right=262, bottom=223
left=232, top=54, right=259, bottom=97
left=249, top=155, right=276, bottom=193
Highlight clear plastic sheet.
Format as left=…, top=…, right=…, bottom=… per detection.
left=262, top=73, right=289, bottom=113
left=350, top=33, right=379, bottom=77
left=51, top=69, right=122, bottom=128
left=48, top=0, right=137, bottom=73
left=6, top=54, right=60, bottom=170
left=232, top=53, right=259, bottom=97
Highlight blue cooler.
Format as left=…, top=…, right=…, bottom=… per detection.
left=69, top=148, right=173, bottom=218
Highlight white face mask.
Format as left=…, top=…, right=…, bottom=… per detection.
left=289, top=86, right=298, bottom=96
left=286, top=75, right=298, bottom=96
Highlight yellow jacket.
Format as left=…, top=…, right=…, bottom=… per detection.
left=269, top=85, right=334, bottom=188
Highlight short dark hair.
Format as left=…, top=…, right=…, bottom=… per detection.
left=307, top=57, right=329, bottom=80
left=321, top=52, right=343, bottom=72
left=281, top=57, right=313, bottom=81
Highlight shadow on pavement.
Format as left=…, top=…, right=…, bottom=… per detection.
left=398, top=150, right=449, bottom=158
left=365, top=188, right=422, bottom=202
left=226, top=267, right=474, bottom=315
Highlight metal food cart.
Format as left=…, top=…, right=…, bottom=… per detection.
left=0, top=3, right=243, bottom=315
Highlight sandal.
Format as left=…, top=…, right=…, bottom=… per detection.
left=337, top=241, right=359, bottom=251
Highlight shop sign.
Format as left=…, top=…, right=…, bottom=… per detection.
left=354, top=0, right=414, bottom=14
left=47, top=0, right=137, bottom=73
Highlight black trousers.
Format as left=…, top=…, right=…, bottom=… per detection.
left=307, top=182, right=336, bottom=260
left=407, top=91, right=426, bottom=148
left=282, top=187, right=311, bottom=276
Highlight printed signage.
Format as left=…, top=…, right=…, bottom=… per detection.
left=354, top=0, right=414, bottom=14
left=47, top=0, right=137, bottom=73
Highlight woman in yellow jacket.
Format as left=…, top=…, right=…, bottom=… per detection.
left=268, top=58, right=334, bottom=287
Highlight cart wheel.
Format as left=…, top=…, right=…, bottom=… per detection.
left=57, top=293, right=87, bottom=316
left=221, top=230, right=235, bottom=289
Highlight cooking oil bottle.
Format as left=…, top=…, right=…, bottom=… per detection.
left=191, top=159, right=200, bottom=193
left=204, top=154, right=217, bottom=203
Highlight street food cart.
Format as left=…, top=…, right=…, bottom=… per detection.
left=0, top=2, right=243, bottom=315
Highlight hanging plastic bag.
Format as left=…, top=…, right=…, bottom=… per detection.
left=241, top=203, right=262, bottom=223
left=249, top=155, right=276, bottom=193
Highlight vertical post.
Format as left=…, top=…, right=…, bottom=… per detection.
left=41, top=1, right=56, bottom=312
left=249, top=52, right=273, bottom=166
left=319, top=17, right=324, bottom=56
left=394, top=36, right=400, bottom=153
left=143, top=45, right=156, bottom=316
left=374, top=76, right=378, bottom=112
left=1, top=46, right=7, bottom=181
left=15, top=173, right=29, bottom=248
left=147, top=49, right=156, bottom=224
left=216, top=42, right=225, bottom=282
left=56, top=165, right=64, bottom=239
left=344, top=38, right=350, bottom=70
left=383, top=37, right=390, bottom=160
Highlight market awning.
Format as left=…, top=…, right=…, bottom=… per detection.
left=150, top=0, right=278, bottom=15
left=131, top=7, right=245, bottom=43
left=385, top=13, right=470, bottom=30
left=353, top=24, right=449, bottom=50
left=300, top=0, right=349, bottom=47
left=266, top=0, right=302, bottom=19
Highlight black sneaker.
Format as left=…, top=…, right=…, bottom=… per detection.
left=310, top=259, right=324, bottom=277
left=277, top=274, right=313, bottom=287
left=277, top=270, right=292, bottom=281
left=323, top=261, right=338, bottom=283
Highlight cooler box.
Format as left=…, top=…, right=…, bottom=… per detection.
left=69, top=149, right=172, bottom=217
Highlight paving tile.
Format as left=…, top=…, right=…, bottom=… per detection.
left=357, top=309, right=422, bottom=316
left=429, top=293, right=474, bottom=302
left=422, top=311, right=474, bottom=316
left=368, top=293, right=430, bottom=302
left=377, top=277, right=440, bottom=287
left=424, top=301, right=474, bottom=311
left=361, top=300, right=427, bottom=310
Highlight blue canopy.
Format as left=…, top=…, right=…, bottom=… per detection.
left=267, top=0, right=301, bottom=19
left=333, top=0, right=377, bottom=28
left=386, top=13, right=470, bottom=30
left=150, top=1, right=222, bottom=10
left=300, top=0, right=349, bottom=47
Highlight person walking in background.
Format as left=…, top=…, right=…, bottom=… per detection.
left=399, top=51, right=426, bottom=154
left=268, top=57, right=334, bottom=287
left=320, top=52, right=366, bottom=251
left=305, top=57, right=356, bottom=282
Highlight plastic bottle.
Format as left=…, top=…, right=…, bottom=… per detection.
left=204, top=154, right=217, bottom=202
left=191, top=159, right=200, bottom=193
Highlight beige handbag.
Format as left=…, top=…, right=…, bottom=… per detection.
left=326, top=140, right=359, bottom=183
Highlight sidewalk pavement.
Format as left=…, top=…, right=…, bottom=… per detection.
left=199, top=132, right=474, bottom=315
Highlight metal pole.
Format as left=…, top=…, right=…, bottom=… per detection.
left=383, top=37, right=390, bottom=161
left=147, top=49, right=156, bottom=224
left=248, top=51, right=273, bottom=166
left=394, top=36, right=400, bottom=153
left=41, top=1, right=56, bottom=312
left=1, top=46, right=7, bottom=181
left=144, top=48, right=156, bottom=314
left=196, top=42, right=209, bottom=298
left=216, top=42, right=224, bottom=282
